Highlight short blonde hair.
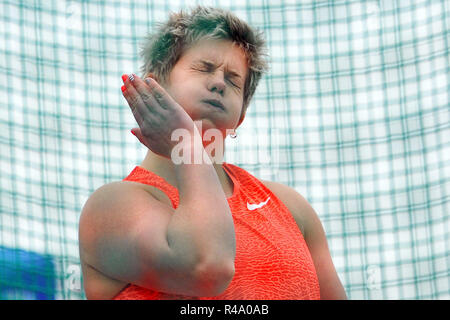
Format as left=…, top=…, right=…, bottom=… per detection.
left=139, top=6, right=268, bottom=111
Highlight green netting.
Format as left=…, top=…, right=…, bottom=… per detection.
left=0, top=0, right=449, bottom=300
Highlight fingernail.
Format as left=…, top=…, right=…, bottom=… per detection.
left=130, top=130, right=136, bottom=136
left=122, top=74, right=128, bottom=83
left=129, top=74, right=135, bottom=82
left=121, top=85, right=126, bottom=92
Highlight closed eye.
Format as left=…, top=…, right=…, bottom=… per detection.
left=197, top=61, right=215, bottom=72
left=227, top=78, right=240, bottom=89
left=193, top=61, right=242, bottom=90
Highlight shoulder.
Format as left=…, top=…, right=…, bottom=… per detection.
left=261, top=179, right=348, bottom=299
left=78, top=181, right=162, bottom=261
left=79, top=179, right=165, bottom=227
left=260, top=179, right=316, bottom=238
left=80, top=179, right=163, bottom=216
left=79, top=181, right=156, bottom=225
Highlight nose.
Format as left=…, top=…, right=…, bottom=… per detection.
left=207, top=73, right=226, bottom=96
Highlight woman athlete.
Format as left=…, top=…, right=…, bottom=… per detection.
left=78, top=6, right=347, bottom=300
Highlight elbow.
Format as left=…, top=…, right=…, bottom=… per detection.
left=193, top=259, right=235, bottom=297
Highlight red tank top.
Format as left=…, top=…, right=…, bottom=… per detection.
left=113, top=162, right=320, bottom=300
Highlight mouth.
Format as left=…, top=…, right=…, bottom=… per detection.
left=202, top=99, right=225, bottom=111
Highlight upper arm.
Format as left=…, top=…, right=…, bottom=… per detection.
left=78, top=181, right=219, bottom=297
left=262, top=180, right=347, bottom=300
left=299, top=197, right=347, bottom=299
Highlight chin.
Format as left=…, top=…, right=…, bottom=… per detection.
left=192, top=119, right=227, bottom=137
left=193, top=119, right=215, bottom=132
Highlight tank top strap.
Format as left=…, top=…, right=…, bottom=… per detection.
left=221, top=162, right=266, bottom=194
left=123, top=166, right=179, bottom=209
left=221, top=162, right=241, bottom=199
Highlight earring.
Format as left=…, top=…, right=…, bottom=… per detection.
left=230, top=130, right=237, bottom=139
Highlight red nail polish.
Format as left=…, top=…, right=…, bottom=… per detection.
left=130, top=130, right=136, bottom=136
left=121, top=85, right=126, bottom=92
left=122, top=74, right=128, bottom=83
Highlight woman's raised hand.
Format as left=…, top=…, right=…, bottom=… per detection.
left=121, top=74, right=196, bottom=159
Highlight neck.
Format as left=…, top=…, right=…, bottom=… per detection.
left=139, top=147, right=229, bottom=191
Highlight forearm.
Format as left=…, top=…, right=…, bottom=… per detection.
left=165, top=137, right=236, bottom=270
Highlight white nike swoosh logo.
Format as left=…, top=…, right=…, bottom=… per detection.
left=247, top=197, right=271, bottom=211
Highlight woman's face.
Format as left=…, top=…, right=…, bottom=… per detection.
left=161, top=38, right=248, bottom=138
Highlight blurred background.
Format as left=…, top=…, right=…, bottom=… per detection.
left=0, top=0, right=448, bottom=299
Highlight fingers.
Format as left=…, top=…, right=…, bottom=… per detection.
left=128, top=74, right=165, bottom=112
left=121, top=74, right=146, bottom=125
left=121, top=73, right=179, bottom=135
left=130, top=127, right=145, bottom=145
left=141, top=76, right=178, bottom=111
